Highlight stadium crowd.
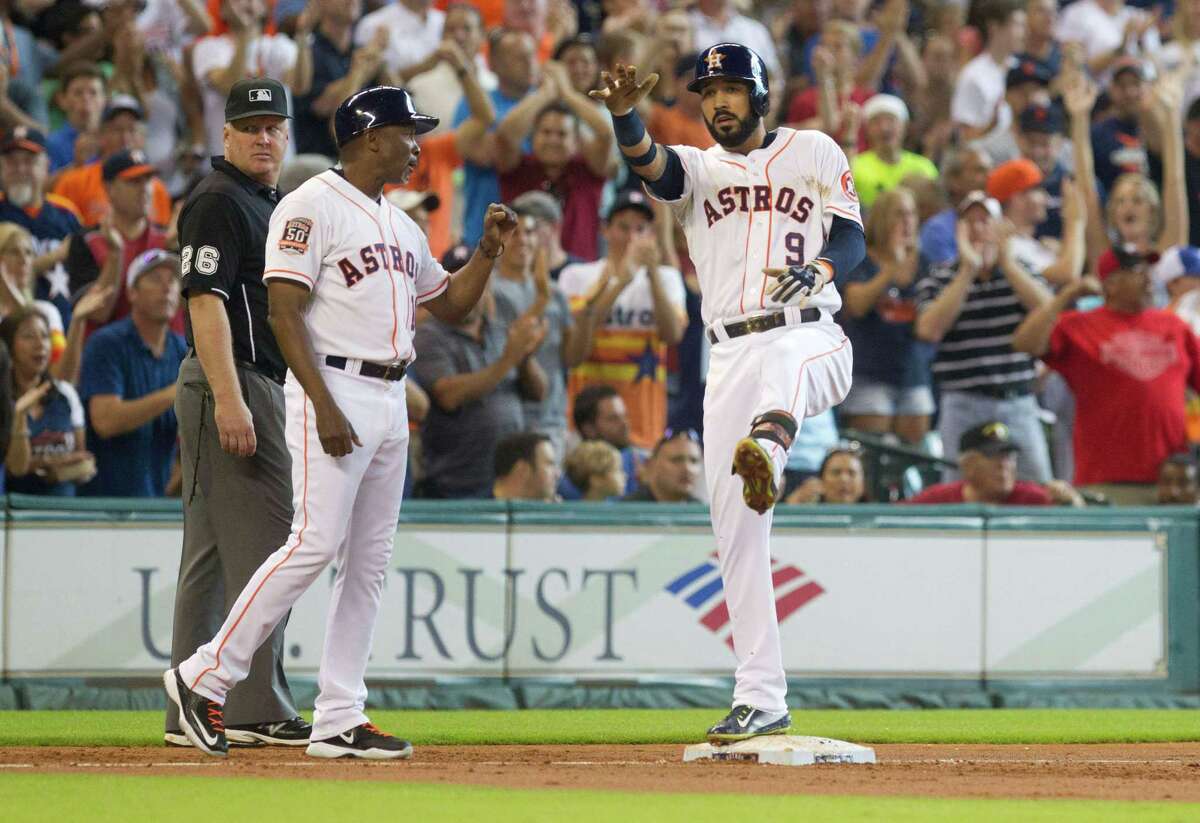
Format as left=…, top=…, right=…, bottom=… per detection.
left=0, top=0, right=1197, bottom=507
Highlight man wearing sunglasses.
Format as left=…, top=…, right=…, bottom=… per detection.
left=622, top=427, right=702, bottom=503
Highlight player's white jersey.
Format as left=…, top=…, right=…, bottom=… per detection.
left=649, top=128, right=862, bottom=326
left=263, top=169, right=450, bottom=364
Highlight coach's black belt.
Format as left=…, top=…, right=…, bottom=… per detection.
left=324, top=355, right=407, bottom=382
left=707, top=308, right=821, bottom=344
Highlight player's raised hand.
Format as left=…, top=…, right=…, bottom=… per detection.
left=315, top=401, right=362, bottom=458
left=481, top=203, right=518, bottom=256
left=589, top=63, right=659, bottom=115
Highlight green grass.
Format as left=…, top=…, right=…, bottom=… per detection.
left=4, top=774, right=1199, bottom=823
left=2, top=708, right=1199, bottom=747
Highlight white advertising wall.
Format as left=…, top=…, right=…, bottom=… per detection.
left=2, top=517, right=1167, bottom=681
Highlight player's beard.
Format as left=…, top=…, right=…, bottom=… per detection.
left=6, top=183, right=34, bottom=207
left=705, top=111, right=761, bottom=149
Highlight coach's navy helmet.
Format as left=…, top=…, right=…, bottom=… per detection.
left=687, top=43, right=770, bottom=117
left=333, top=86, right=439, bottom=148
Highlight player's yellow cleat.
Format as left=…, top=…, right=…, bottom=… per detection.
left=731, top=437, right=777, bottom=515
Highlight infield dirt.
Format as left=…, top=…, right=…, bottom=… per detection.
left=4, top=743, right=1200, bottom=802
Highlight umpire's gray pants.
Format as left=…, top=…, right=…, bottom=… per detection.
left=166, top=356, right=298, bottom=731
left=938, top=389, right=1053, bottom=483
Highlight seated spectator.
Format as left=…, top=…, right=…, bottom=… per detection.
left=1012, top=251, right=1200, bottom=504
left=64, top=150, right=175, bottom=335
left=851, top=95, right=937, bottom=209
left=919, top=147, right=993, bottom=265
left=495, top=72, right=614, bottom=261
left=492, top=431, right=561, bottom=501
left=560, top=191, right=686, bottom=450
left=622, top=428, right=702, bottom=503
left=411, top=250, right=548, bottom=498
left=510, top=190, right=579, bottom=278
left=565, top=439, right=627, bottom=501
left=906, top=422, right=1084, bottom=505
left=785, top=444, right=869, bottom=504
left=47, top=62, right=107, bottom=173
left=0, top=127, right=83, bottom=323
left=1156, top=453, right=1200, bottom=505
left=0, top=307, right=94, bottom=495
left=840, top=186, right=935, bottom=445
left=190, top=0, right=312, bottom=158
left=987, top=159, right=1085, bottom=289
left=915, top=192, right=1054, bottom=482
left=52, top=96, right=173, bottom=227
left=566, top=383, right=643, bottom=497
left=951, top=0, right=1026, bottom=144
left=77, top=249, right=187, bottom=497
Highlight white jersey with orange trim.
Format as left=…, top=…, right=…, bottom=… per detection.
left=651, top=128, right=861, bottom=326
left=263, top=169, right=449, bottom=364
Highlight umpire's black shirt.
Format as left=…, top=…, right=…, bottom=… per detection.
left=178, top=156, right=286, bottom=382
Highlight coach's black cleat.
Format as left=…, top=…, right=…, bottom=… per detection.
left=163, top=669, right=228, bottom=757
left=306, top=723, right=413, bottom=760
left=226, top=716, right=312, bottom=747
left=706, top=705, right=792, bottom=745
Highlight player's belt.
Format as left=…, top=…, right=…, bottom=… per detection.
left=324, top=355, right=407, bottom=382
left=706, top=307, right=821, bottom=344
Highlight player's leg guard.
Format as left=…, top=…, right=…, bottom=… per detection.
left=731, top=410, right=798, bottom=515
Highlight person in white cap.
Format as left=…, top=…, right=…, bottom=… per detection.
left=914, top=191, right=1054, bottom=481
left=850, top=94, right=939, bottom=209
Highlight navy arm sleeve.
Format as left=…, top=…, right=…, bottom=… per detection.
left=637, top=147, right=686, bottom=201
left=817, top=215, right=866, bottom=278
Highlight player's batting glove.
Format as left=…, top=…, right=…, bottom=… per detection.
left=769, top=262, right=826, bottom=303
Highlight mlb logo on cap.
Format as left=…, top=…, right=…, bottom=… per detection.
left=249, top=88, right=273, bottom=102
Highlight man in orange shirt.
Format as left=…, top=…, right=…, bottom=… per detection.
left=51, top=95, right=172, bottom=227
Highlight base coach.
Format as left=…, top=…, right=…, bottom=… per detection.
left=165, top=78, right=310, bottom=747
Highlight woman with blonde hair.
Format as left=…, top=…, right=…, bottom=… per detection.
left=837, top=186, right=936, bottom=444
left=565, top=439, right=627, bottom=501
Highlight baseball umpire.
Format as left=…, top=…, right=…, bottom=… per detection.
left=165, top=78, right=310, bottom=748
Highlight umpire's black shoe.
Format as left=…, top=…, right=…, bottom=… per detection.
left=706, top=705, right=792, bottom=745
left=226, top=716, right=312, bottom=747
left=306, top=723, right=413, bottom=760
left=163, top=669, right=228, bottom=757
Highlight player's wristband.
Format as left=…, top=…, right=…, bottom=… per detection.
left=481, top=242, right=504, bottom=259
left=612, top=109, right=648, bottom=148
left=626, top=143, right=658, bottom=166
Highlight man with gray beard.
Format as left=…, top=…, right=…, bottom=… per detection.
left=0, top=127, right=82, bottom=324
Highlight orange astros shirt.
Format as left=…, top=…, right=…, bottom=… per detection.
left=559, top=259, right=688, bottom=449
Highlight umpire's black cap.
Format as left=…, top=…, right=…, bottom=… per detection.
left=226, top=78, right=291, bottom=122
left=333, top=86, right=438, bottom=148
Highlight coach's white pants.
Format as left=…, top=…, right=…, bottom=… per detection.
left=704, top=322, right=852, bottom=714
left=179, top=366, right=410, bottom=740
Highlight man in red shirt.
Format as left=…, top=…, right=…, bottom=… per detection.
left=1012, top=248, right=1200, bottom=504
left=907, top=421, right=1083, bottom=505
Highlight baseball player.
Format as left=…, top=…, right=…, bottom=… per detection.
left=591, top=44, right=864, bottom=743
left=164, top=86, right=518, bottom=760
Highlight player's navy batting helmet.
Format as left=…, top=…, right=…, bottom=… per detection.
left=333, top=86, right=439, bottom=148
left=687, top=43, right=770, bottom=117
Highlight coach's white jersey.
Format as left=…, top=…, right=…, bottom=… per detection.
left=650, top=128, right=862, bottom=326
left=263, top=170, right=450, bottom=364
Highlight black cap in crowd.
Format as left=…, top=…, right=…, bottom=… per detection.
left=960, top=422, right=1020, bottom=456
left=226, top=78, right=292, bottom=122
left=102, top=149, right=156, bottom=182
left=441, top=244, right=473, bottom=273
left=1, top=126, right=46, bottom=154
left=606, top=189, right=655, bottom=222
left=1005, top=59, right=1052, bottom=90
left=102, top=94, right=144, bottom=124
left=1018, top=101, right=1065, bottom=135
left=1110, top=56, right=1154, bottom=84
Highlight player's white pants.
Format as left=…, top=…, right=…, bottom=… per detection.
left=179, top=366, right=410, bottom=740
left=703, top=321, right=852, bottom=713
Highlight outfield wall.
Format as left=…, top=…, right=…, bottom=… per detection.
left=2, top=497, right=1198, bottom=707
